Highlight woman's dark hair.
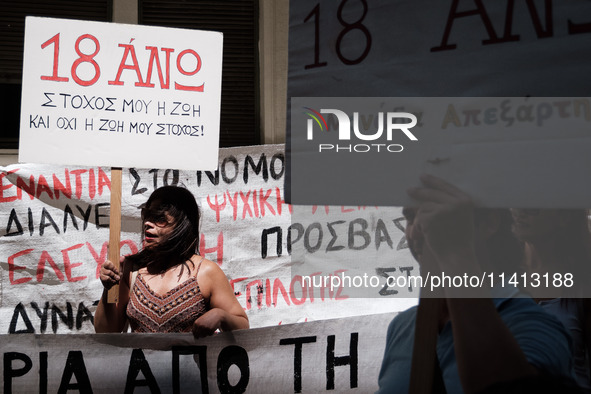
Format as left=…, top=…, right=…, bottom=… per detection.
left=126, top=186, right=200, bottom=272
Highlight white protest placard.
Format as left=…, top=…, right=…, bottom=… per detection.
left=19, top=17, right=222, bottom=170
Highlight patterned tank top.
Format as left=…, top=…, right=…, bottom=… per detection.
left=126, top=258, right=208, bottom=333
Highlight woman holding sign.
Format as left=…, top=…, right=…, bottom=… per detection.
left=94, top=186, right=249, bottom=337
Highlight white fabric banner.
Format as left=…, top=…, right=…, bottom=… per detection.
left=0, top=312, right=396, bottom=393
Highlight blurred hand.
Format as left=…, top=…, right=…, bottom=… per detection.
left=99, top=259, right=122, bottom=290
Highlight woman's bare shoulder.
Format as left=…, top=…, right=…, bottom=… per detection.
left=194, top=256, right=229, bottom=294
left=195, top=255, right=224, bottom=277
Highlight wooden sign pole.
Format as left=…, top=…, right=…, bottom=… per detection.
left=107, top=167, right=122, bottom=303
left=409, top=297, right=443, bottom=393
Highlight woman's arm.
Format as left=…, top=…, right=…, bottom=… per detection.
left=193, top=259, right=249, bottom=338
left=94, top=258, right=131, bottom=333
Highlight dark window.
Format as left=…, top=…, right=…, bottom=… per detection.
left=0, top=0, right=113, bottom=149
left=139, top=0, right=260, bottom=147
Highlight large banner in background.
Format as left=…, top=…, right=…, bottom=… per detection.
left=0, top=144, right=416, bottom=334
